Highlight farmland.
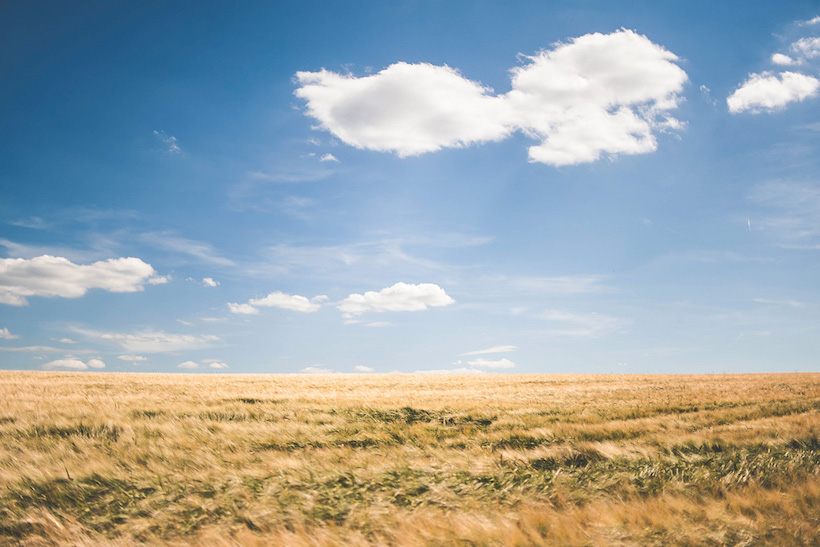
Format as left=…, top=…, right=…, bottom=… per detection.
left=0, top=371, right=818, bottom=545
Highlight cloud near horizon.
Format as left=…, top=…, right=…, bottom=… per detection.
left=82, top=330, right=220, bottom=353
left=42, top=358, right=105, bottom=371
left=0, top=255, right=165, bottom=306
left=295, top=29, right=688, bottom=166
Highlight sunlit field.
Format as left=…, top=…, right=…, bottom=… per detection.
left=1, top=372, right=818, bottom=546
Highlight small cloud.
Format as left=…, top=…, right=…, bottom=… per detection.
left=338, top=282, right=454, bottom=317
left=466, top=357, right=515, bottom=369
left=699, top=84, right=717, bottom=106
left=354, top=365, right=374, bottom=372
left=230, top=292, right=327, bottom=315
left=365, top=321, right=393, bottom=327
left=728, top=71, right=820, bottom=113
left=153, top=130, right=182, bottom=154
left=460, top=345, right=516, bottom=356
left=117, top=354, right=148, bottom=361
left=301, top=365, right=334, bottom=374
left=177, top=361, right=199, bottom=369
left=319, top=153, right=339, bottom=162
left=209, top=362, right=228, bottom=369
left=202, top=277, right=219, bottom=287
left=799, top=15, right=820, bottom=26
left=42, top=358, right=105, bottom=371
left=147, top=275, right=171, bottom=285
left=771, top=53, right=796, bottom=66
left=58, top=338, right=76, bottom=344
left=414, top=367, right=485, bottom=374
left=228, top=302, right=260, bottom=315
left=0, top=327, right=20, bottom=340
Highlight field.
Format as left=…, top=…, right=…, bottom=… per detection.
left=0, top=372, right=818, bottom=546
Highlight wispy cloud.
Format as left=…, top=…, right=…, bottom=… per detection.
left=138, top=232, right=234, bottom=267
left=460, top=345, right=516, bottom=356
left=78, top=329, right=220, bottom=353
left=749, top=180, right=820, bottom=248
left=153, top=130, right=182, bottom=154
left=0, top=345, right=97, bottom=354
left=538, top=309, right=630, bottom=338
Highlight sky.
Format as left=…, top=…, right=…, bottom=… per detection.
left=1, top=1, right=819, bottom=374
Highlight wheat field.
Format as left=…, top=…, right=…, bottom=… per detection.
left=0, top=371, right=818, bottom=545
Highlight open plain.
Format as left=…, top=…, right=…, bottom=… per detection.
left=0, top=371, right=818, bottom=546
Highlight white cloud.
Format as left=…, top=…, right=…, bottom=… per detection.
left=338, top=282, right=455, bottom=317
left=460, top=345, right=517, bottom=356
left=177, top=361, right=199, bottom=369
left=414, top=367, right=485, bottom=374
left=296, top=62, right=512, bottom=157
left=771, top=53, right=796, bottom=66
left=791, top=37, right=820, bottom=59
left=319, top=153, right=339, bottom=162
left=227, top=302, right=259, bottom=315
left=42, top=358, right=105, bottom=371
left=153, top=130, right=181, bottom=154
left=295, top=29, right=687, bottom=166
left=354, top=365, right=374, bottom=372
left=301, top=365, right=334, bottom=374
left=800, top=16, right=820, bottom=26
left=229, top=292, right=327, bottom=315
left=466, top=357, right=516, bottom=369
left=0, top=327, right=19, bottom=340
left=202, top=277, right=219, bottom=287
left=85, top=330, right=220, bottom=353
left=117, top=354, right=148, bottom=361
left=539, top=309, right=629, bottom=338
left=209, top=362, right=228, bottom=369
left=250, top=292, right=326, bottom=312
left=0, top=255, right=164, bottom=306
left=728, top=71, right=820, bottom=113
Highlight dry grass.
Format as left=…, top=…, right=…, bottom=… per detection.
left=0, top=371, right=818, bottom=545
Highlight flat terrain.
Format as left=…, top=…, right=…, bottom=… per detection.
left=0, top=372, right=818, bottom=546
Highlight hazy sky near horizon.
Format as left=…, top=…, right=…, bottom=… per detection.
left=2, top=1, right=820, bottom=374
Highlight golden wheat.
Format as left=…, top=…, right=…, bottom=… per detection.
left=0, top=371, right=818, bottom=545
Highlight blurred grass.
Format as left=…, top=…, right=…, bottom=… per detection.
left=0, top=371, right=818, bottom=545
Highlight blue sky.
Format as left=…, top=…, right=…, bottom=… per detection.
left=2, top=1, right=819, bottom=374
